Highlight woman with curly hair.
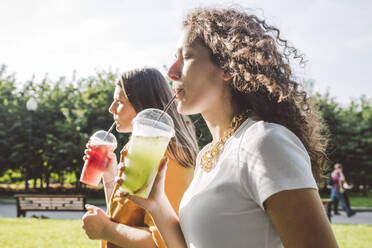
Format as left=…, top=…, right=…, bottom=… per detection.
left=117, top=7, right=338, bottom=248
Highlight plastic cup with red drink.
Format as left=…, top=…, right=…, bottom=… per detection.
left=80, top=130, right=117, bottom=186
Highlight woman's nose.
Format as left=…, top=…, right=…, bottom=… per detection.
left=108, top=102, right=116, bottom=114
left=168, top=60, right=181, bottom=81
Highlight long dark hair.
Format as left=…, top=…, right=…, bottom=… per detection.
left=117, top=67, right=198, bottom=168
left=183, top=7, right=327, bottom=181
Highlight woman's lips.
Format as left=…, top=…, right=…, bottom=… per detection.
left=174, top=88, right=184, bottom=100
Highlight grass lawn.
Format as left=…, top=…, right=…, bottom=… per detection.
left=349, top=196, right=372, bottom=208
left=0, top=217, right=97, bottom=248
left=0, top=218, right=371, bottom=248
left=333, top=224, right=372, bottom=248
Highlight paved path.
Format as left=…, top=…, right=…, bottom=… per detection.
left=331, top=211, right=372, bottom=225
left=1, top=199, right=371, bottom=225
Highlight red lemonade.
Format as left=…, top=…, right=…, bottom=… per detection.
left=80, top=145, right=112, bottom=186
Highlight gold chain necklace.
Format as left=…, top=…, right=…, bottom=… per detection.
left=200, top=110, right=251, bottom=172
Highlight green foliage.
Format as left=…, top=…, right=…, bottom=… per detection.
left=189, top=114, right=212, bottom=149
left=314, top=91, right=372, bottom=189
left=0, top=169, right=22, bottom=184
left=0, top=65, right=18, bottom=176
left=0, top=65, right=117, bottom=190
left=0, top=66, right=371, bottom=192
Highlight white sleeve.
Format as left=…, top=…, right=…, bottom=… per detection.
left=239, top=122, right=318, bottom=209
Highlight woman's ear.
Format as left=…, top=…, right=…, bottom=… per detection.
left=222, top=70, right=231, bottom=82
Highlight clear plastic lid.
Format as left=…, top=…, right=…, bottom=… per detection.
left=132, top=108, right=175, bottom=138
left=90, top=130, right=117, bottom=148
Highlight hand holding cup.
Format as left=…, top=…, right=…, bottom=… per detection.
left=115, top=149, right=169, bottom=212
left=80, top=131, right=117, bottom=186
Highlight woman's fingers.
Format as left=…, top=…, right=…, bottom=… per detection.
left=115, top=189, right=129, bottom=198
left=112, top=157, right=169, bottom=211
left=117, top=150, right=128, bottom=173
left=156, top=157, right=169, bottom=181
left=115, top=176, right=123, bottom=185
left=83, top=142, right=92, bottom=161
left=120, top=150, right=128, bottom=162
left=114, top=190, right=139, bottom=203
left=118, top=163, right=126, bottom=174
left=85, top=141, right=91, bottom=148
left=83, top=150, right=91, bottom=161
left=159, top=157, right=169, bottom=172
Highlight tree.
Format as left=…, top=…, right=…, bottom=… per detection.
left=2, top=68, right=371, bottom=195
left=0, top=65, right=19, bottom=177
left=315, top=91, right=372, bottom=194
left=2, top=67, right=120, bottom=192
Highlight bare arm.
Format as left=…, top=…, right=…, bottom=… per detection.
left=102, top=171, right=116, bottom=206
left=264, top=188, right=338, bottom=248
left=148, top=195, right=187, bottom=248
left=104, top=221, right=157, bottom=248
left=102, top=150, right=119, bottom=206
left=83, top=205, right=158, bottom=248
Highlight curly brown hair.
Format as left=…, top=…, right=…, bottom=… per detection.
left=184, top=7, right=327, bottom=181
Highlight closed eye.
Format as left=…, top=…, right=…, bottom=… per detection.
left=113, top=99, right=124, bottom=106
left=183, top=54, right=192, bottom=59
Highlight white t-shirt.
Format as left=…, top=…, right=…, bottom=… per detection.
left=179, top=118, right=318, bottom=248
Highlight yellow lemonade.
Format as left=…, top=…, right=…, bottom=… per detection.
left=119, top=135, right=170, bottom=198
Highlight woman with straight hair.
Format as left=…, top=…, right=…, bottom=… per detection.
left=116, top=7, right=339, bottom=248
left=81, top=67, right=198, bottom=248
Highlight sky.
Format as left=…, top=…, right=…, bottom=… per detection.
left=1, top=0, right=371, bottom=105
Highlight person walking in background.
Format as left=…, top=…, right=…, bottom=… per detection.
left=81, top=67, right=199, bottom=248
left=331, top=163, right=355, bottom=217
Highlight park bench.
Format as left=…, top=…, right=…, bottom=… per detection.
left=15, top=194, right=87, bottom=218
left=321, top=198, right=332, bottom=222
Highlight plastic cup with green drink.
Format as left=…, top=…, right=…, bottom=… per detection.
left=119, top=108, right=175, bottom=198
